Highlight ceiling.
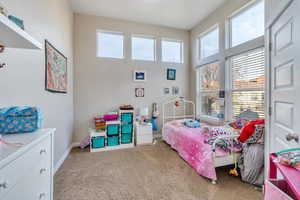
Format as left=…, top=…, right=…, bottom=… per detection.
left=70, top=0, right=227, bottom=30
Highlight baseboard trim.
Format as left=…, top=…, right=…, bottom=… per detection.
left=54, top=142, right=80, bottom=174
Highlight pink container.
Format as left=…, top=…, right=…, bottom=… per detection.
left=104, top=114, right=118, bottom=121
left=264, top=180, right=296, bottom=200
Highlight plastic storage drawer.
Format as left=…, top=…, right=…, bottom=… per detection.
left=264, top=180, right=295, bottom=200
left=107, top=124, right=120, bottom=136
left=107, top=136, right=119, bottom=146
left=91, top=136, right=105, bottom=148
left=121, top=133, right=132, bottom=144
left=121, top=124, right=133, bottom=134
left=121, top=113, right=133, bottom=123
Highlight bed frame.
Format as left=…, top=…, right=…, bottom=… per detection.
left=162, top=97, right=256, bottom=184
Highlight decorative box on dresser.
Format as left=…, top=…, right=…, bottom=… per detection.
left=135, top=122, right=153, bottom=145
left=0, top=128, right=55, bottom=200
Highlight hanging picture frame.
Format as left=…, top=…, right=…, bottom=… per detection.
left=172, top=86, right=179, bottom=95
left=167, top=68, right=176, bottom=80
left=135, top=88, right=145, bottom=97
left=45, top=40, right=68, bottom=93
left=163, top=88, right=170, bottom=95
left=133, top=70, right=147, bottom=82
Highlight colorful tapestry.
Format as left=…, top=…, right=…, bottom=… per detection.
left=45, top=40, right=67, bottom=93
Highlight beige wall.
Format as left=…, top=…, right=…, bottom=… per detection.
left=74, top=14, right=190, bottom=142
left=189, top=0, right=253, bottom=106
left=0, top=0, right=74, bottom=166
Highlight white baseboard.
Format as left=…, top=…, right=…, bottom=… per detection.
left=54, top=142, right=80, bottom=174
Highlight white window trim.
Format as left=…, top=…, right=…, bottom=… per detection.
left=197, top=24, right=220, bottom=63
left=161, top=38, right=184, bottom=64
left=227, top=0, right=264, bottom=49
left=96, top=30, right=125, bottom=60
left=131, top=34, right=157, bottom=62
left=195, top=0, right=265, bottom=123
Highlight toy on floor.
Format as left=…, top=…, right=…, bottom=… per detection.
left=229, top=153, right=239, bottom=177
left=79, top=136, right=90, bottom=149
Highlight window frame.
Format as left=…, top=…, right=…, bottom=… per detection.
left=228, top=0, right=264, bottom=48
left=131, top=35, right=157, bottom=62
left=226, top=47, right=265, bottom=120
left=96, top=30, right=125, bottom=59
left=197, top=62, right=223, bottom=122
left=195, top=0, right=265, bottom=122
left=197, top=24, right=220, bottom=61
left=161, top=38, right=184, bottom=64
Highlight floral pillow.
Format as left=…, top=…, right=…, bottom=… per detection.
left=245, top=124, right=264, bottom=144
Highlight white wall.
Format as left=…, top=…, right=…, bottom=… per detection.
left=74, top=14, right=190, bottom=142
left=0, top=0, right=74, bottom=165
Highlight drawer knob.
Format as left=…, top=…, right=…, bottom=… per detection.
left=40, top=168, right=47, bottom=174
left=286, top=133, right=299, bottom=143
left=40, top=149, right=47, bottom=155
left=0, top=181, right=8, bottom=189
left=39, top=193, right=46, bottom=200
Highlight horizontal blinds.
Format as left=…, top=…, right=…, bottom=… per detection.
left=231, top=48, right=265, bottom=118
left=232, top=48, right=265, bottom=89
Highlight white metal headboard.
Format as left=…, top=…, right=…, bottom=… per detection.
left=162, top=97, right=196, bottom=129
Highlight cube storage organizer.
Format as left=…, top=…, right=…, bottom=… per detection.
left=89, top=109, right=135, bottom=152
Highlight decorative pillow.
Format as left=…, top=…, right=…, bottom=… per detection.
left=238, top=119, right=265, bottom=143
left=228, top=118, right=249, bottom=130
left=245, top=124, right=264, bottom=144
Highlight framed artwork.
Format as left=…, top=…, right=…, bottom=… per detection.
left=167, top=69, right=176, bottom=80
left=134, top=70, right=146, bottom=82
left=45, top=40, right=67, bottom=93
left=135, top=88, right=145, bottom=97
left=163, top=88, right=170, bottom=95
left=172, top=86, right=179, bottom=95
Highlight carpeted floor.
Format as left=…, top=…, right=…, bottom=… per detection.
left=54, top=142, right=262, bottom=200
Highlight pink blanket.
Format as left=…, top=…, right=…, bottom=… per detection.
left=162, top=120, right=228, bottom=181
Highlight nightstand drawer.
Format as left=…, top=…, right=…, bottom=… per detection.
left=136, top=134, right=153, bottom=145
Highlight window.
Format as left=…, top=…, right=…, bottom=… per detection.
left=230, top=48, right=265, bottom=118
left=198, top=62, right=223, bottom=118
left=97, top=31, right=124, bottom=59
left=199, top=27, right=219, bottom=59
left=132, top=36, right=156, bottom=61
left=162, top=39, right=183, bottom=63
left=230, top=0, right=264, bottom=47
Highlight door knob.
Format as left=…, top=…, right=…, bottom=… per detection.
left=286, top=133, right=299, bottom=143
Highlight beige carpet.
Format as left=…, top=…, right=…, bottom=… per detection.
left=54, top=142, right=262, bottom=200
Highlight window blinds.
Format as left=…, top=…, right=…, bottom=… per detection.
left=231, top=48, right=265, bottom=118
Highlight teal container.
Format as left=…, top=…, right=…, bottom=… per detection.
left=107, top=124, right=120, bottom=136
left=121, top=133, right=132, bottom=144
left=107, top=136, right=119, bottom=146
left=121, top=124, right=133, bottom=134
left=91, top=136, right=105, bottom=148
left=121, top=113, right=133, bottom=123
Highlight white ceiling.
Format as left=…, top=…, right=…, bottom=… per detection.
left=70, top=0, right=227, bottom=30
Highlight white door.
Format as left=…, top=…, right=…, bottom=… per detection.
left=269, top=0, right=300, bottom=152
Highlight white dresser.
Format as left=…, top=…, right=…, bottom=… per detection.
left=135, top=123, right=153, bottom=145
left=0, top=129, right=55, bottom=200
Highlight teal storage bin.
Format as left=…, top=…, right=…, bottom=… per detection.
left=91, top=136, right=105, bottom=148
left=107, top=124, right=120, bottom=136
left=107, top=136, right=119, bottom=146
left=121, top=133, right=132, bottom=144
left=121, top=124, right=133, bottom=134
left=121, top=113, right=133, bottom=123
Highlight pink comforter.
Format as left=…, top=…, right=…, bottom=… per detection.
left=162, top=121, right=227, bottom=181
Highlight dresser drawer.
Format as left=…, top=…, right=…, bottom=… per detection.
left=0, top=134, right=51, bottom=198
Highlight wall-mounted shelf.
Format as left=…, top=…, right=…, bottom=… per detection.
left=0, top=14, right=42, bottom=50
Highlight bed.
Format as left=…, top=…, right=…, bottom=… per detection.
left=162, top=97, right=242, bottom=184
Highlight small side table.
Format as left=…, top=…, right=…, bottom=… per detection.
left=135, top=122, right=153, bottom=145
